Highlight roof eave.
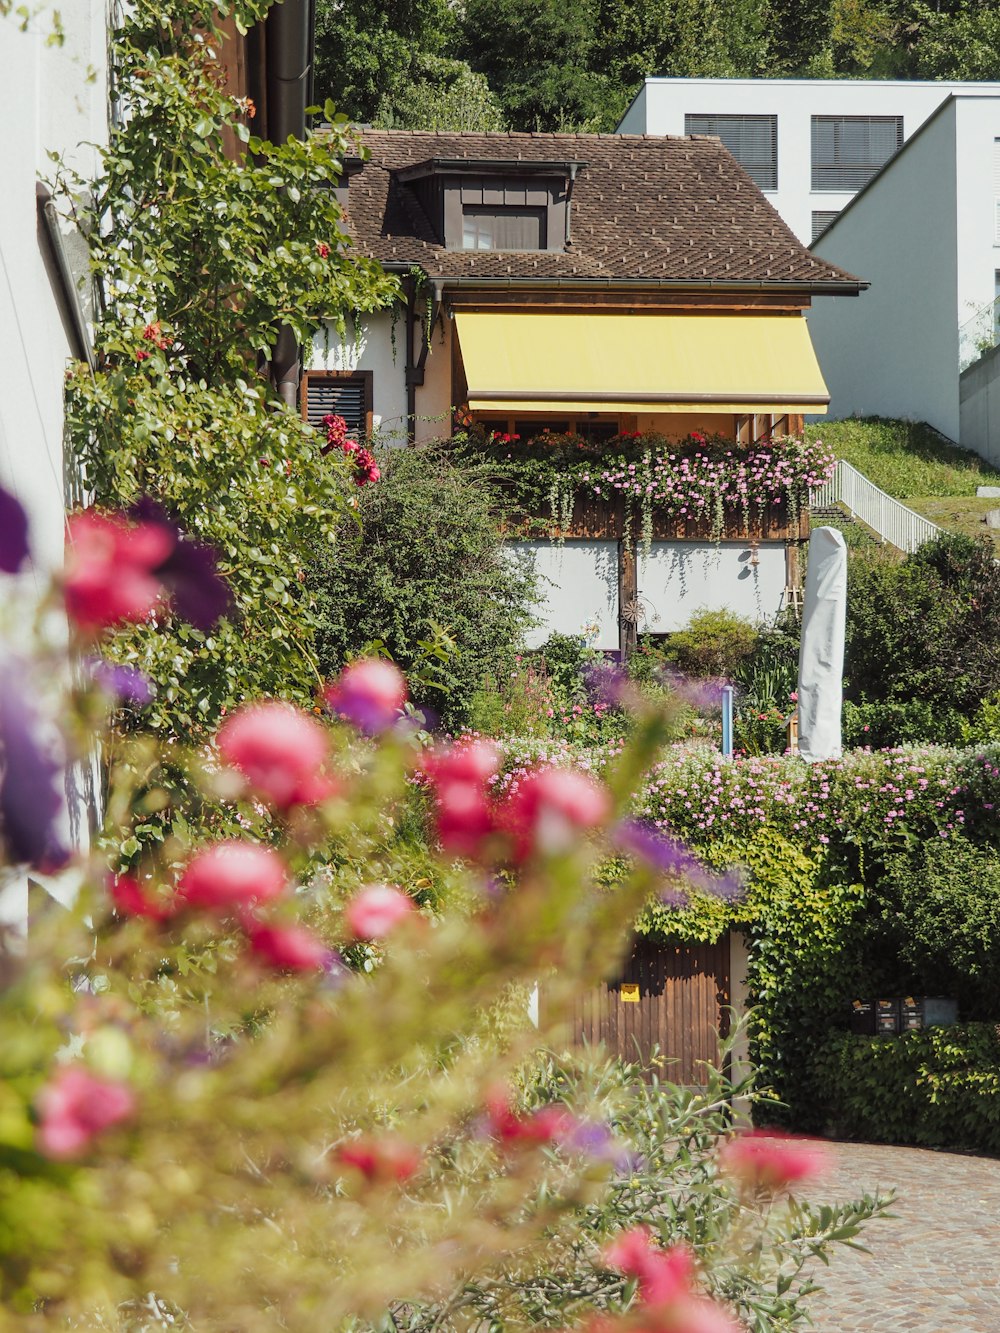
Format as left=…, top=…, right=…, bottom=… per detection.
left=379, top=267, right=867, bottom=296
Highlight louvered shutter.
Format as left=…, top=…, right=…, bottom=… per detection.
left=811, top=210, right=840, bottom=243
left=685, top=114, right=777, bottom=191
left=811, top=116, right=903, bottom=192
left=302, top=373, right=370, bottom=436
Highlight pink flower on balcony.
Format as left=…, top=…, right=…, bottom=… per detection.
left=217, top=701, right=336, bottom=810
left=36, top=1066, right=135, bottom=1160
left=178, top=841, right=289, bottom=912
left=344, top=883, right=414, bottom=939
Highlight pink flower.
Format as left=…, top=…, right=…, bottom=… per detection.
left=497, top=766, right=611, bottom=860
left=484, top=1089, right=571, bottom=1146
left=335, top=1134, right=421, bottom=1183
left=217, top=701, right=336, bottom=810
left=178, top=841, right=289, bottom=911
left=344, top=883, right=414, bottom=939
left=109, top=873, right=172, bottom=921
left=718, top=1129, right=825, bottom=1191
left=325, top=658, right=407, bottom=733
left=245, top=921, right=333, bottom=972
left=64, top=511, right=169, bottom=632
left=36, top=1066, right=135, bottom=1160
left=601, top=1229, right=740, bottom=1332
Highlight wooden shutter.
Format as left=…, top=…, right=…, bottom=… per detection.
left=301, top=371, right=373, bottom=436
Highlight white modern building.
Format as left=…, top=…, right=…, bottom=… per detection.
left=617, top=76, right=1000, bottom=247
left=807, top=93, right=1000, bottom=445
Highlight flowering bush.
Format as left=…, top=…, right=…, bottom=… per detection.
left=453, top=430, right=836, bottom=546
left=0, top=479, right=888, bottom=1326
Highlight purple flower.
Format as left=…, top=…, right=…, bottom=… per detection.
left=0, top=487, right=29, bottom=574
left=129, top=499, right=232, bottom=630
left=559, top=1117, right=634, bottom=1170
left=89, top=659, right=154, bottom=708
left=615, top=820, right=693, bottom=875
left=0, top=659, right=70, bottom=870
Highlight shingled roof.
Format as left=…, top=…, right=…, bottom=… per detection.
left=338, top=129, right=864, bottom=290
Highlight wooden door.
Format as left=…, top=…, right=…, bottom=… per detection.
left=568, top=935, right=731, bottom=1084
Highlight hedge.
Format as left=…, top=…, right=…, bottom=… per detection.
left=815, top=1025, right=1000, bottom=1155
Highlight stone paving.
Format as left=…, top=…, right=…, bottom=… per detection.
left=799, top=1139, right=1000, bottom=1331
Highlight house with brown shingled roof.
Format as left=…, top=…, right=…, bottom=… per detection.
left=304, top=129, right=866, bottom=652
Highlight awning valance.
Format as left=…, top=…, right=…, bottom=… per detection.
left=454, top=311, right=829, bottom=416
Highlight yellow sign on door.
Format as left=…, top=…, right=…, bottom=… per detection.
left=620, top=983, right=640, bottom=1003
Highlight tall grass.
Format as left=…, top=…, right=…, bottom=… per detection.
left=805, top=416, right=1000, bottom=499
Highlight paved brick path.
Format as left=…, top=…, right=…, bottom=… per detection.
left=800, top=1139, right=1000, bottom=1331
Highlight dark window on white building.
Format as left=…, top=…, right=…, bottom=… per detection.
left=684, top=114, right=778, bottom=191
left=811, top=116, right=903, bottom=192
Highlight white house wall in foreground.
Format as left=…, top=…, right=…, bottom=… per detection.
left=638, top=542, right=788, bottom=633
left=509, top=540, right=789, bottom=648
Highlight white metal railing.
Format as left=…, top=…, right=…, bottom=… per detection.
left=809, top=460, right=943, bottom=554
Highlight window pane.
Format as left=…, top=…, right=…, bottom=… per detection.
left=514, top=420, right=570, bottom=440
left=811, top=115, right=903, bottom=191
left=461, top=208, right=546, bottom=251
left=685, top=114, right=777, bottom=191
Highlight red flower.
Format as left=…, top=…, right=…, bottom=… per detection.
left=602, top=1229, right=741, bottom=1332
left=109, top=873, right=172, bottom=921
left=245, top=921, right=333, bottom=971
left=484, top=1089, right=571, bottom=1145
left=717, top=1129, right=825, bottom=1192
left=343, top=883, right=414, bottom=940
left=178, top=841, right=289, bottom=912
left=64, top=511, right=169, bottom=632
left=316, top=241, right=331, bottom=258
left=423, top=740, right=500, bottom=861
left=217, top=701, right=336, bottom=810
left=36, top=1066, right=135, bottom=1160
left=335, top=1134, right=421, bottom=1183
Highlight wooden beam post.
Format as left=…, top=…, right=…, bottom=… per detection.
left=619, top=534, right=639, bottom=659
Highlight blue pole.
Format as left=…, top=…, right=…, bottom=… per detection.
left=721, top=684, right=734, bottom=759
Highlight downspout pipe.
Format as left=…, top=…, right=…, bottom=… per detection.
left=263, top=0, right=315, bottom=408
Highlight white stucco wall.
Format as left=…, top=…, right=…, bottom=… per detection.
left=508, top=541, right=620, bottom=650
left=809, top=99, right=961, bottom=439
left=953, top=97, right=1000, bottom=370
left=638, top=542, right=787, bottom=633
left=310, top=313, right=409, bottom=443
left=0, top=7, right=108, bottom=587
left=619, top=76, right=998, bottom=246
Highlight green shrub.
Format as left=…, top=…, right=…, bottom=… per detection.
left=846, top=532, right=1000, bottom=721
left=815, top=1025, right=1000, bottom=1154
left=309, top=443, right=536, bottom=730
left=842, top=699, right=966, bottom=749
left=664, top=609, right=758, bottom=679
left=880, top=838, right=1000, bottom=1017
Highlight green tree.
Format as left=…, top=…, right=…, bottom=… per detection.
left=308, top=444, right=536, bottom=730
left=58, top=0, right=399, bottom=734
left=313, top=0, right=455, bottom=124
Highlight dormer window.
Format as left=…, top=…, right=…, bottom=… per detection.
left=462, top=206, right=547, bottom=251
left=396, top=157, right=585, bottom=254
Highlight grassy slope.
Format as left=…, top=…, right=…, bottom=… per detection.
left=805, top=416, right=1000, bottom=551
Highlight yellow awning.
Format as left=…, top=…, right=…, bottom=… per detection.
left=455, top=311, right=829, bottom=415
